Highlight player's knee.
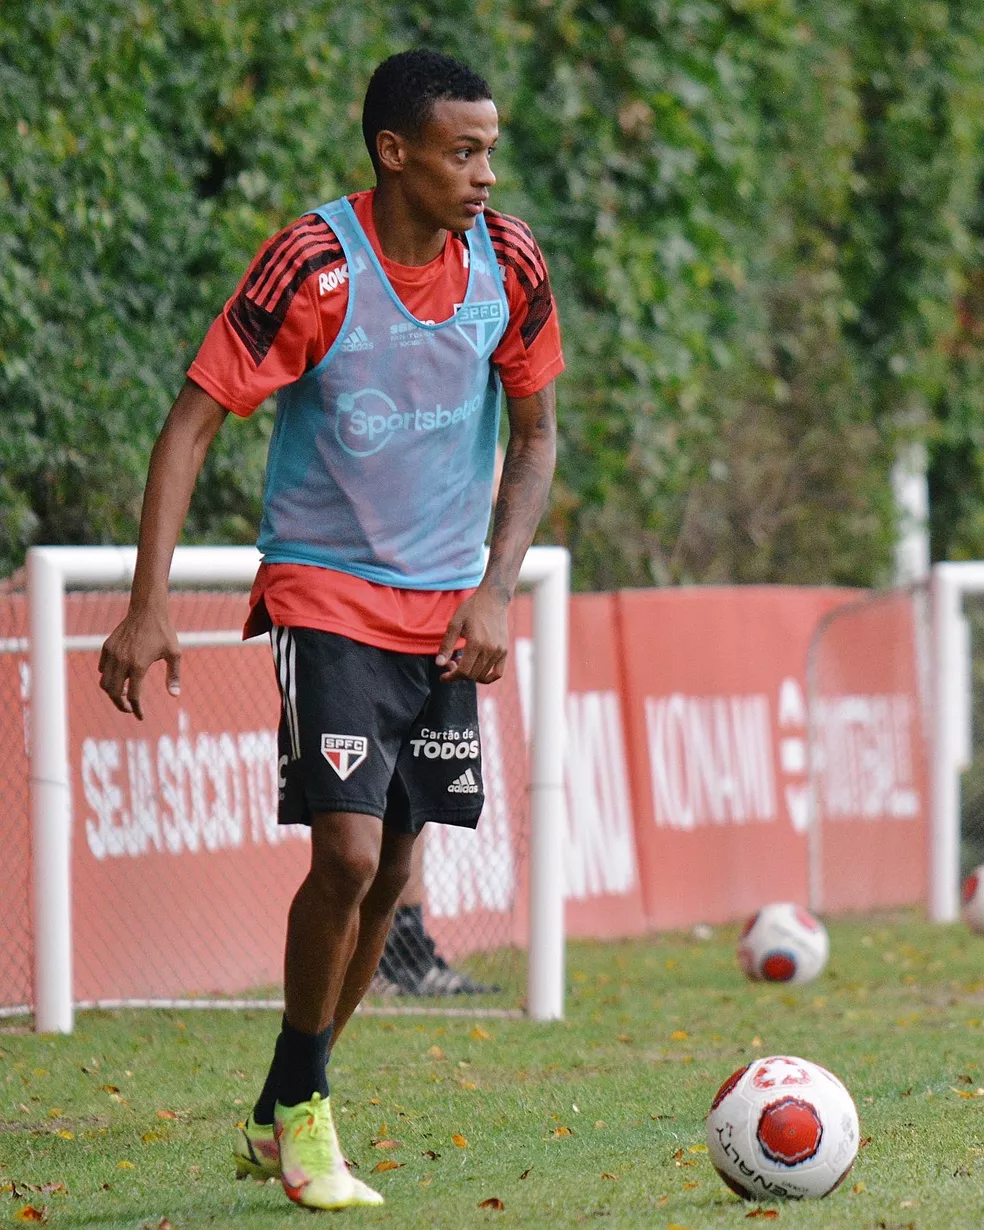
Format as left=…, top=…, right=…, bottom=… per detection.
left=312, top=839, right=379, bottom=904
left=372, top=853, right=413, bottom=904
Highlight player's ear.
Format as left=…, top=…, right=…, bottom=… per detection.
left=376, top=129, right=408, bottom=174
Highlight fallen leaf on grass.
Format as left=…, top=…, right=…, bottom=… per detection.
left=14, top=1208, right=47, bottom=1224
left=55, top=1130, right=74, bottom=1140
left=859, top=1136, right=872, bottom=1149
left=667, top=1223, right=691, bottom=1230
left=100, top=1085, right=120, bottom=1094
left=851, top=1181, right=866, bottom=1194
left=156, top=1109, right=179, bottom=1120
left=951, top=1087, right=984, bottom=1099
left=478, top=1197, right=504, bottom=1210
left=745, top=1211, right=779, bottom=1221
left=427, top=1046, right=445, bottom=1060
left=372, top=1139, right=401, bottom=1150
left=670, top=1030, right=689, bottom=1041
left=682, top=1180, right=700, bottom=1190
left=470, top=1026, right=492, bottom=1041
left=117, top=1161, right=135, bottom=1170
left=688, top=1144, right=708, bottom=1154
left=141, top=1131, right=165, bottom=1144
left=551, top=1126, right=574, bottom=1138
left=518, top=1167, right=533, bottom=1180
left=373, top=1160, right=405, bottom=1173
left=421, top=1150, right=440, bottom=1160
left=600, top=1172, right=619, bottom=1181
left=451, top=1133, right=468, bottom=1148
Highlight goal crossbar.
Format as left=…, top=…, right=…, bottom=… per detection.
left=27, top=544, right=569, bottom=1033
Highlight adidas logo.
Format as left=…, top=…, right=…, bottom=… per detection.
left=448, top=768, right=480, bottom=794
left=340, top=325, right=374, bottom=352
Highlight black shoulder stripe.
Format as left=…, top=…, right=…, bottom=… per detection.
left=229, top=235, right=344, bottom=365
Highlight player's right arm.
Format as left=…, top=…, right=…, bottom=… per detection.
left=98, top=381, right=227, bottom=719
left=99, top=211, right=349, bottom=718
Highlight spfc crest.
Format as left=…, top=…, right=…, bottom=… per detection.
left=321, top=734, right=368, bottom=781
left=454, top=299, right=504, bottom=357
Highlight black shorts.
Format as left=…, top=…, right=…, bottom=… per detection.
left=272, top=627, right=483, bottom=835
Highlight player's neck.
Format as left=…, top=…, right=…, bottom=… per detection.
left=371, top=185, right=447, bottom=266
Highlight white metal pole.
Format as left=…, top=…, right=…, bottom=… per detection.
left=27, top=549, right=74, bottom=1033
left=526, top=548, right=569, bottom=1021
left=930, top=564, right=967, bottom=922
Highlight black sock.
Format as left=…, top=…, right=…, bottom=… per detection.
left=253, top=1016, right=333, bottom=1122
left=276, top=1018, right=334, bottom=1110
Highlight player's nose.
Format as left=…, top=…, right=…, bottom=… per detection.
left=474, top=155, right=496, bottom=189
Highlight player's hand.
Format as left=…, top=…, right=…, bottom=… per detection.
left=98, top=607, right=181, bottom=720
left=436, top=585, right=509, bottom=684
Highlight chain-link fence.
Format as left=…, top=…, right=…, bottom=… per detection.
left=958, top=593, right=984, bottom=879
left=0, top=585, right=31, bottom=1017
left=0, top=584, right=531, bottom=1021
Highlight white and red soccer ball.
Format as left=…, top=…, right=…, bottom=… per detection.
left=737, top=903, right=829, bottom=984
left=706, top=1055, right=860, bottom=1200
left=961, top=866, right=984, bottom=933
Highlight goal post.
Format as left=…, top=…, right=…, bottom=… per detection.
left=929, top=561, right=980, bottom=922
left=26, top=543, right=569, bottom=1034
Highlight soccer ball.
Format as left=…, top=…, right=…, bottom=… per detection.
left=706, top=1055, right=860, bottom=1200
left=962, top=866, right=984, bottom=933
left=737, top=903, right=829, bottom=984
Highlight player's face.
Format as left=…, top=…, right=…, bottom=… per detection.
left=402, top=98, right=498, bottom=231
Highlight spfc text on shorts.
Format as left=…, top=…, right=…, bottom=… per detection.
left=448, top=768, right=480, bottom=794
left=321, top=733, right=368, bottom=781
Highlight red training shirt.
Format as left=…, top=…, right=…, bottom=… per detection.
left=189, top=189, right=564, bottom=652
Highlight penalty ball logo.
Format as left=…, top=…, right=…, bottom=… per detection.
left=321, top=734, right=368, bottom=781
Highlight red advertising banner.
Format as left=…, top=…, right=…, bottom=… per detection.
left=0, top=581, right=931, bottom=1011
left=616, top=587, right=856, bottom=930
left=808, top=589, right=929, bottom=912
left=512, top=594, right=648, bottom=940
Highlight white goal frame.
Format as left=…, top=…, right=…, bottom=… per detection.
left=26, top=543, right=569, bottom=1034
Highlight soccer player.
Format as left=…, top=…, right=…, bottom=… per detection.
left=98, top=49, right=562, bottom=1211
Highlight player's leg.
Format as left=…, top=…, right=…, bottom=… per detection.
left=236, top=627, right=426, bottom=1208
left=273, top=808, right=388, bottom=1208
left=331, top=823, right=418, bottom=1041
left=236, top=809, right=386, bottom=1206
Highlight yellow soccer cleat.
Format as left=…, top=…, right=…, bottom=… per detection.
left=274, top=1093, right=384, bottom=1209
left=233, top=1114, right=281, bottom=1181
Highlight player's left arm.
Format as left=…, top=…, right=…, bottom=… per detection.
left=436, top=381, right=557, bottom=684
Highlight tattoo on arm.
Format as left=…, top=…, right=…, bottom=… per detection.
left=485, top=384, right=557, bottom=597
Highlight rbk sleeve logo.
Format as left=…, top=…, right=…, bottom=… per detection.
left=321, top=733, right=368, bottom=780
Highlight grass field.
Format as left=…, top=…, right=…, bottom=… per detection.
left=3, top=912, right=984, bottom=1228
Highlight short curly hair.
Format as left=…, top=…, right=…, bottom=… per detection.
left=362, top=49, right=492, bottom=173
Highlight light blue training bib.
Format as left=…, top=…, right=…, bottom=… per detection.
left=256, top=196, right=508, bottom=589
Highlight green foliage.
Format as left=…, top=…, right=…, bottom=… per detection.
left=2, top=0, right=983, bottom=585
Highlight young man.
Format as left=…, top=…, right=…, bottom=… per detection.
left=98, top=49, right=562, bottom=1211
